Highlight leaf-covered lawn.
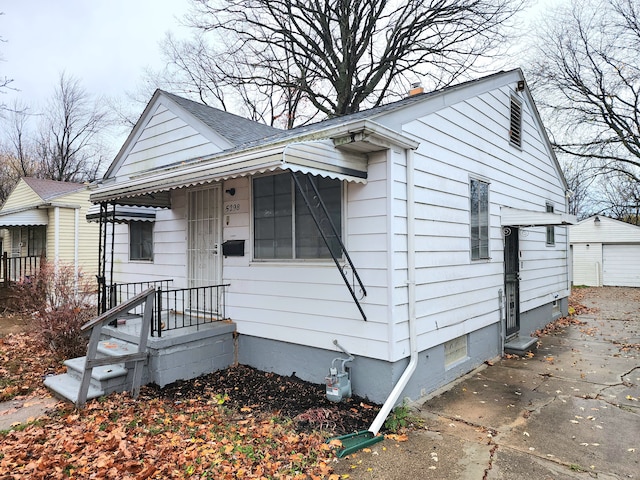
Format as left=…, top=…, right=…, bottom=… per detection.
left=0, top=333, right=379, bottom=479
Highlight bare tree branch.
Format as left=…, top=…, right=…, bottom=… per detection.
left=153, top=0, right=523, bottom=127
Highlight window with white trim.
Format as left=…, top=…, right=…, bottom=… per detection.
left=129, top=221, right=153, bottom=261
left=546, top=203, right=555, bottom=245
left=253, top=173, right=342, bottom=260
left=470, top=178, right=490, bottom=260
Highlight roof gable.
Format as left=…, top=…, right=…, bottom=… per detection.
left=22, top=177, right=86, bottom=200
left=103, top=90, right=282, bottom=180
left=570, top=216, right=640, bottom=244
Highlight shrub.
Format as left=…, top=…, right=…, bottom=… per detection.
left=9, top=260, right=96, bottom=360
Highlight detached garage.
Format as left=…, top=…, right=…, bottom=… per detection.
left=570, top=216, right=640, bottom=287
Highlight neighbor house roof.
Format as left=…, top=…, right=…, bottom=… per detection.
left=22, top=177, right=86, bottom=201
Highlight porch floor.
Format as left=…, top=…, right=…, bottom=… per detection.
left=102, top=313, right=233, bottom=349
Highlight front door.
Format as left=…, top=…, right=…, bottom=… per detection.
left=504, top=226, right=520, bottom=337
left=188, top=187, right=222, bottom=308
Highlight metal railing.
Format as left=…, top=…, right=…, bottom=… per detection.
left=98, top=279, right=173, bottom=314
left=154, top=284, right=230, bottom=337
left=1, top=253, right=43, bottom=286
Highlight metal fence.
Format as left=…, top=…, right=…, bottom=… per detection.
left=154, top=284, right=229, bottom=336
left=99, top=279, right=229, bottom=337
left=0, top=253, right=43, bottom=286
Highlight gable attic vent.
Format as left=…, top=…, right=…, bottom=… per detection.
left=509, top=96, right=522, bottom=148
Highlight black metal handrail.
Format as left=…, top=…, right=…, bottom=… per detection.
left=153, top=284, right=230, bottom=337
left=98, top=279, right=173, bottom=314
left=0, top=253, right=43, bottom=285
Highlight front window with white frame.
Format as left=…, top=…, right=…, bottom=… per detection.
left=129, top=221, right=153, bottom=261
left=470, top=178, right=490, bottom=260
left=253, top=173, right=342, bottom=260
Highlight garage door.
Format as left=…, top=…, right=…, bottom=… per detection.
left=603, top=244, right=640, bottom=287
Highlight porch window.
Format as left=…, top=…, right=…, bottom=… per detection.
left=546, top=203, right=555, bottom=245
left=470, top=178, right=490, bottom=260
left=253, top=173, right=342, bottom=260
left=129, top=221, right=153, bottom=261
left=27, top=226, right=46, bottom=256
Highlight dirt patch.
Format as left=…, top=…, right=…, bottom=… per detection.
left=150, top=364, right=380, bottom=435
left=0, top=313, right=32, bottom=337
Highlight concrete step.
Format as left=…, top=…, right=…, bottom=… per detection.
left=44, top=373, right=104, bottom=404
left=64, top=357, right=129, bottom=393
left=504, top=335, right=538, bottom=356
left=97, top=338, right=139, bottom=358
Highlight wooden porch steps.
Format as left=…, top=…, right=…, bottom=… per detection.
left=504, top=335, right=538, bottom=356
left=44, top=338, right=138, bottom=404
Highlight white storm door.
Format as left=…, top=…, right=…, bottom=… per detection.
left=188, top=187, right=222, bottom=290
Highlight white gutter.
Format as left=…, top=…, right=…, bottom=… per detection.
left=368, top=147, right=418, bottom=435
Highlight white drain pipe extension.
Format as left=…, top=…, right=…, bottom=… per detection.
left=369, top=147, right=418, bottom=435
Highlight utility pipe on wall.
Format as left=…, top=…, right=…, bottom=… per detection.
left=368, top=147, right=418, bottom=435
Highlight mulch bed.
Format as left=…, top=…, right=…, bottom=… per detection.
left=149, top=364, right=380, bottom=435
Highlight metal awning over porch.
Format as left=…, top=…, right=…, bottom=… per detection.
left=0, top=206, right=49, bottom=227
left=501, top=207, right=577, bottom=227
left=91, top=139, right=368, bottom=207
left=90, top=119, right=419, bottom=208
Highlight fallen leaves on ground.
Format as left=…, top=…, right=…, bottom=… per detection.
left=0, top=333, right=63, bottom=401
left=1, top=392, right=336, bottom=479
left=1, top=331, right=382, bottom=479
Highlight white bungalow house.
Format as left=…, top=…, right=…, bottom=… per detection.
left=0, top=177, right=99, bottom=283
left=55, top=69, right=574, bottom=411
left=570, top=215, right=640, bottom=287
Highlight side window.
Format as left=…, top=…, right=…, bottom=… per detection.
left=129, top=221, right=153, bottom=261
left=546, top=203, right=555, bottom=246
left=470, top=178, right=490, bottom=260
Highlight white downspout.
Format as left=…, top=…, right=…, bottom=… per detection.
left=74, top=207, right=80, bottom=294
left=54, top=206, right=60, bottom=279
left=368, top=148, right=418, bottom=435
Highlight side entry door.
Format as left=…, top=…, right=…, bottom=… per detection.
left=504, top=227, right=520, bottom=337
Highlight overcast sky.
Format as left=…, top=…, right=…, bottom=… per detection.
left=1, top=0, right=191, bottom=111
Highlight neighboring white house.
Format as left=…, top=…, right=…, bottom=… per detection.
left=0, top=177, right=100, bottom=281
left=90, top=69, right=575, bottom=405
left=570, top=215, right=640, bottom=287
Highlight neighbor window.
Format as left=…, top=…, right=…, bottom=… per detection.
left=129, top=221, right=153, bottom=261
left=253, top=173, right=342, bottom=260
left=470, top=178, right=490, bottom=260
left=546, top=203, right=555, bottom=245
left=27, top=226, right=46, bottom=256
left=509, top=96, right=522, bottom=148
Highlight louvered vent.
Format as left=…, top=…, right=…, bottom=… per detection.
left=509, top=97, right=522, bottom=148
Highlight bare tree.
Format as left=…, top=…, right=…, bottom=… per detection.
left=37, top=73, right=113, bottom=182
left=592, top=171, right=640, bottom=224
left=155, top=0, right=524, bottom=127
left=528, top=0, right=640, bottom=184
left=0, top=12, right=15, bottom=112
left=0, top=101, right=39, bottom=204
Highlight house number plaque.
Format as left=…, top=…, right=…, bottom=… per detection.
left=224, top=202, right=242, bottom=214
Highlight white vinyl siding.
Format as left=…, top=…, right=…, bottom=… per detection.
left=385, top=82, right=569, bottom=358
left=115, top=103, right=227, bottom=179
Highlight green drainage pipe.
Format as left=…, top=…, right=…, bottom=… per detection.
left=330, top=430, right=384, bottom=458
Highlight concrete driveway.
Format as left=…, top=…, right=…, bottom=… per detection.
left=332, top=287, right=640, bottom=479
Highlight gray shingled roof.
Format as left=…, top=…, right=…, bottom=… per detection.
left=161, top=91, right=282, bottom=146
left=23, top=177, right=86, bottom=201
left=162, top=70, right=515, bottom=153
